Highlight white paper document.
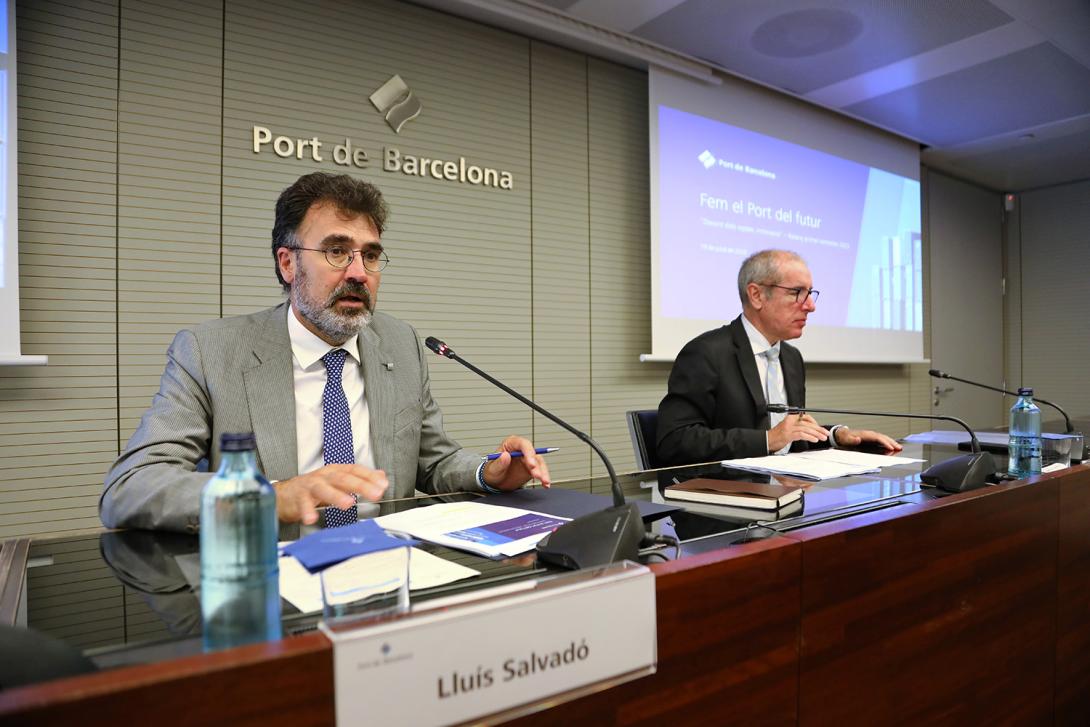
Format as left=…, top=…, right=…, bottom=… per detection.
left=905, top=429, right=1073, bottom=446
left=904, top=429, right=1009, bottom=446
left=806, top=449, right=924, bottom=468
left=375, top=501, right=570, bottom=558
left=721, top=448, right=923, bottom=480
left=279, top=547, right=480, bottom=614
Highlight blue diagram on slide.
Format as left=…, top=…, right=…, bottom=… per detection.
left=845, top=170, right=922, bottom=330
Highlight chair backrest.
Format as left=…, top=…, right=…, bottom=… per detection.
left=625, top=409, right=660, bottom=470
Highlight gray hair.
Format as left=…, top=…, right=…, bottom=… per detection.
left=737, top=249, right=806, bottom=306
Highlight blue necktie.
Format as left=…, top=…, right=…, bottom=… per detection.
left=321, top=349, right=358, bottom=528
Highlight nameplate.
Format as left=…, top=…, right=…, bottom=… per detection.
left=320, top=561, right=656, bottom=726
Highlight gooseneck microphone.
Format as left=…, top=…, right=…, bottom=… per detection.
left=424, top=336, right=647, bottom=569
left=767, top=403, right=996, bottom=493
left=929, top=369, right=1074, bottom=433
left=426, top=336, right=623, bottom=507
left=768, top=404, right=982, bottom=453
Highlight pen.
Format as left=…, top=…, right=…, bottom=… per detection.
left=483, top=447, right=558, bottom=461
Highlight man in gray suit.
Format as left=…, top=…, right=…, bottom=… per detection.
left=101, top=173, right=549, bottom=534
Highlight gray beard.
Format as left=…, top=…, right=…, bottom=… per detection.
left=292, top=271, right=373, bottom=345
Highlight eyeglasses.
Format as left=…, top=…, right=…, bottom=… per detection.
left=290, top=245, right=389, bottom=273
left=762, top=283, right=820, bottom=304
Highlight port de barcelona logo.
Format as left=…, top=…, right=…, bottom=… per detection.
left=251, top=74, right=514, bottom=190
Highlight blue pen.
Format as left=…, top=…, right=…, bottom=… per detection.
left=484, top=447, right=558, bottom=461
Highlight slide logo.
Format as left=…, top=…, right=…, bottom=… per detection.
left=698, top=150, right=717, bottom=169
left=369, top=74, right=422, bottom=134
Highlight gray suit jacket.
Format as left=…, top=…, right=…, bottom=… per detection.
left=100, top=303, right=482, bottom=534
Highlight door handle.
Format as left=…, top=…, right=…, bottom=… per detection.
left=933, top=385, right=954, bottom=406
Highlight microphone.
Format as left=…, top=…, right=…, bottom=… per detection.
left=767, top=403, right=996, bottom=493
left=929, top=369, right=1074, bottom=433
left=423, top=336, right=647, bottom=569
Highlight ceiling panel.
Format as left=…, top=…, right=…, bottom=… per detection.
left=847, top=43, right=1090, bottom=147
left=631, top=0, right=1013, bottom=94
left=926, top=127, right=1090, bottom=191
left=419, top=0, right=1090, bottom=189
left=534, top=0, right=579, bottom=10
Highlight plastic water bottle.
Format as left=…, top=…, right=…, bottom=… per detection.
left=1008, top=388, right=1042, bottom=478
left=200, top=432, right=281, bottom=650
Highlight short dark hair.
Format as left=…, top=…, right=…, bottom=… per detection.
left=271, top=172, right=389, bottom=290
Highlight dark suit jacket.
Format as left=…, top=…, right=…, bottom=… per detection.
left=657, top=316, right=825, bottom=465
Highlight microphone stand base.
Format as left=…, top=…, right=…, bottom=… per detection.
left=535, top=503, right=646, bottom=570
left=920, top=452, right=996, bottom=493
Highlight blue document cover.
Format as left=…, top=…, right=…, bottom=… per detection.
left=283, top=520, right=418, bottom=574
left=444, top=512, right=568, bottom=548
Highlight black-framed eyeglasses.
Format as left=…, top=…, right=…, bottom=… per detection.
left=762, top=283, right=819, bottom=304
left=290, top=245, right=389, bottom=273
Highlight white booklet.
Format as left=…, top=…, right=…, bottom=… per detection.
left=375, top=502, right=570, bottom=559
left=721, top=449, right=923, bottom=481
left=798, top=449, right=923, bottom=468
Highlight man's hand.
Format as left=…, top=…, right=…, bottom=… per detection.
left=833, top=427, right=903, bottom=452
left=768, top=413, right=829, bottom=453
left=274, top=464, right=388, bottom=525
left=482, top=435, right=552, bottom=491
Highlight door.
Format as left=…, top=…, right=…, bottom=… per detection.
left=927, top=171, right=1006, bottom=429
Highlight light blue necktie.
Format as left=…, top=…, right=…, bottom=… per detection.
left=762, top=345, right=787, bottom=442
left=321, top=349, right=358, bottom=528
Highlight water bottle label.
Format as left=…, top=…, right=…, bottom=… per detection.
left=1008, top=435, right=1043, bottom=477
left=1009, top=436, right=1041, bottom=458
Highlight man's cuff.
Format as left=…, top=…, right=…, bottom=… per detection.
left=828, top=424, right=845, bottom=448
left=477, top=461, right=502, bottom=494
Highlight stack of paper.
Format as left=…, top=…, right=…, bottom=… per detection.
left=279, top=548, right=481, bottom=614
left=721, top=449, right=923, bottom=481
left=904, top=430, right=1009, bottom=446
left=375, top=502, right=570, bottom=559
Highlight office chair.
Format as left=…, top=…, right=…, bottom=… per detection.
left=0, top=625, right=97, bottom=690
left=625, top=409, right=661, bottom=470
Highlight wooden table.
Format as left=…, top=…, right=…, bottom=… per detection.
left=2, top=465, right=1087, bottom=726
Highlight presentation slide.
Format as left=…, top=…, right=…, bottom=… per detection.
left=652, top=104, right=924, bottom=363
left=660, top=105, right=921, bottom=330
left=0, top=0, right=27, bottom=363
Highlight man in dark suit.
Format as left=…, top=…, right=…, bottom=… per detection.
left=657, top=249, right=900, bottom=465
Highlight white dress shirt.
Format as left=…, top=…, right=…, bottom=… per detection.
left=287, top=306, right=376, bottom=476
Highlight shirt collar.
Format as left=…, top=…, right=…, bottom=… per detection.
left=740, top=313, right=778, bottom=357
left=287, top=304, right=361, bottom=369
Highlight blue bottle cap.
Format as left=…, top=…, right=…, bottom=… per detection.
left=221, top=432, right=256, bottom=451
left=1017, top=387, right=1033, bottom=397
